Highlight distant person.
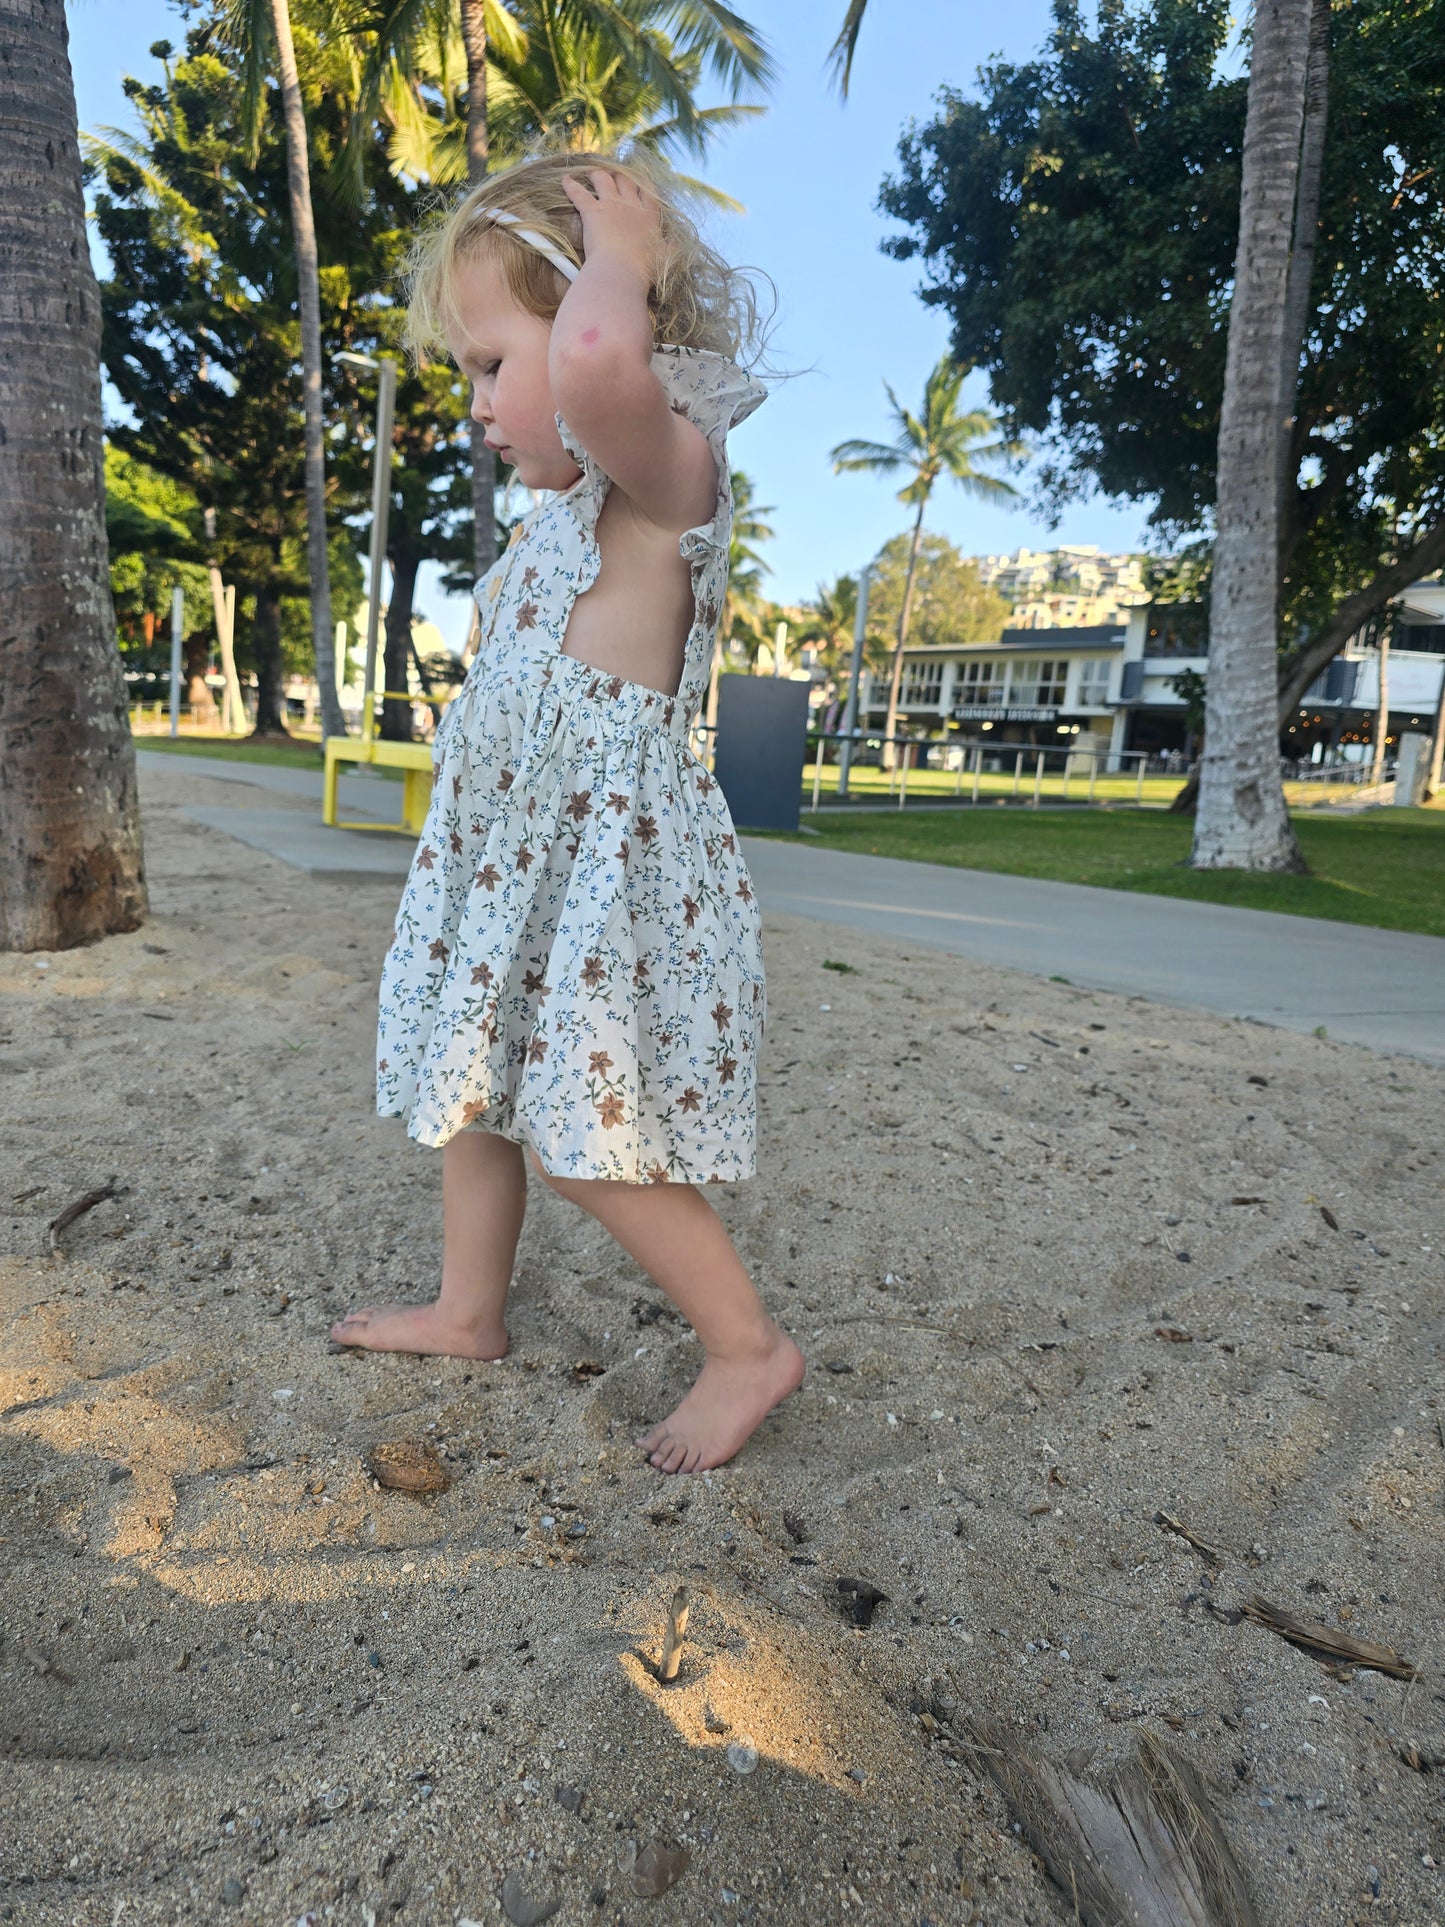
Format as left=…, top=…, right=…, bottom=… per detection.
left=331, top=153, right=804, bottom=1474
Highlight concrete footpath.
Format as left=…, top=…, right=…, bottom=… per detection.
left=140, top=751, right=1445, bottom=1062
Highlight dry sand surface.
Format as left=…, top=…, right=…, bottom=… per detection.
left=2, top=758, right=1443, bottom=1927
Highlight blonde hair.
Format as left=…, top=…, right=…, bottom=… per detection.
left=402, top=148, right=769, bottom=369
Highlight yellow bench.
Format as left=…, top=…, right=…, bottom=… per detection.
left=322, top=691, right=436, bottom=835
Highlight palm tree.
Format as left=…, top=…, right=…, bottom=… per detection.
left=226, top=0, right=348, bottom=738
left=825, top=0, right=869, bottom=98
left=705, top=467, right=773, bottom=723
left=0, top=0, right=147, bottom=948
left=352, top=2, right=773, bottom=576
left=1190, top=0, right=1311, bottom=872
left=832, top=358, right=1019, bottom=761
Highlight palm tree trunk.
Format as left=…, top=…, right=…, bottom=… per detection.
left=0, top=0, right=147, bottom=951
left=1191, top=0, right=1310, bottom=873
left=381, top=548, right=421, bottom=742
left=1275, top=0, right=1330, bottom=540
left=461, top=0, right=498, bottom=582
left=268, top=0, right=346, bottom=741
left=883, top=496, right=927, bottom=769
left=1424, top=658, right=1445, bottom=801
left=1369, top=625, right=1391, bottom=787
left=251, top=577, right=288, bottom=733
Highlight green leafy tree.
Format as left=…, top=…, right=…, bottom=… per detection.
left=104, top=446, right=218, bottom=721
left=831, top=358, right=1019, bottom=759
left=865, top=532, right=1009, bottom=654
left=89, top=36, right=368, bottom=733
left=878, top=0, right=1445, bottom=777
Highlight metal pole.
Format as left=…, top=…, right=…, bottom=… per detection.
left=168, top=585, right=183, bottom=738
left=1032, top=750, right=1044, bottom=808
left=811, top=734, right=825, bottom=812
left=334, top=619, right=348, bottom=701
left=772, top=619, right=788, bottom=677
left=898, top=749, right=908, bottom=809
left=1134, top=754, right=1145, bottom=804
left=837, top=567, right=870, bottom=800
left=361, top=358, right=398, bottom=747
left=1087, top=753, right=1098, bottom=804
left=1013, top=749, right=1023, bottom=799
left=972, top=745, right=982, bottom=805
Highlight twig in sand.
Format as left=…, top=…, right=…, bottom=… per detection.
left=657, top=1586, right=689, bottom=1683
left=1155, top=1510, right=1231, bottom=1567
left=48, top=1179, right=123, bottom=1255
left=1240, top=1596, right=1419, bottom=1680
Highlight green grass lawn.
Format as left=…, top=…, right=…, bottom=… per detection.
left=782, top=806, right=1445, bottom=939
left=132, top=732, right=406, bottom=783
left=132, top=733, right=325, bottom=770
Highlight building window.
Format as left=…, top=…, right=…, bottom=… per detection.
left=902, top=659, right=944, bottom=706
left=957, top=660, right=1005, bottom=705
left=1075, top=657, right=1112, bottom=706
left=1008, top=659, right=1066, bottom=706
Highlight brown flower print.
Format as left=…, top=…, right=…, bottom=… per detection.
left=516, top=843, right=535, bottom=873
left=476, top=863, right=501, bottom=891
left=711, top=999, right=733, bottom=1032
left=644, top=1161, right=670, bottom=1183
left=526, top=1034, right=549, bottom=1064
left=565, top=790, right=593, bottom=822
left=588, top=1050, right=614, bottom=1075
left=470, top=962, right=494, bottom=987
left=678, top=1086, right=703, bottom=1113
left=428, top=938, right=449, bottom=963
left=516, top=600, right=540, bottom=630
left=449, top=830, right=464, bottom=856
left=522, top=969, right=551, bottom=1002
left=736, top=878, right=753, bottom=903
left=461, top=1098, right=488, bottom=1125
left=596, top=1091, right=626, bottom=1129
left=607, top=791, right=630, bottom=816
left=497, top=768, right=515, bottom=793
left=634, top=814, right=659, bottom=845
left=415, top=844, right=437, bottom=870
left=580, top=957, right=607, bottom=990
left=718, top=1055, right=737, bottom=1084
left=682, top=894, right=701, bottom=928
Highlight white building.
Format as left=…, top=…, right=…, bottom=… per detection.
left=855, top=584, right=1445, bottom=763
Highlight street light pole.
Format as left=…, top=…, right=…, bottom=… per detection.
left=837, top=565, right=870, bottom=800
left=336, top=352, right=398, bottom=746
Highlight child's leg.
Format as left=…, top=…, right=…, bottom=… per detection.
left=330, top=1132, right=525, bottom=1359
left=538, top=1168, right=805, bottom=1473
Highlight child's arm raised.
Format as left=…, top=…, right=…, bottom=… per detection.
left=548, top=171, right=718, bottom=537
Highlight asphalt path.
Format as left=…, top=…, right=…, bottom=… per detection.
left=140, top=751, right=1445, bottom=1061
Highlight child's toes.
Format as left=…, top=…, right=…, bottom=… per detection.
left=636, top=1422, right=667, bottom=1453
left=656, top=1436, right=691, bottom=1475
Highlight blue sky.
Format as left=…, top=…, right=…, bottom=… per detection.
left=70, top=0, right=1155, bottom=649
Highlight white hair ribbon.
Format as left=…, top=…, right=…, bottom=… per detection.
left=476, top=206, right=580, bottom=283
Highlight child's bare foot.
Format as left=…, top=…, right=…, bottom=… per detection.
left=636, top=1325, right=805, bottom=1474
left=328, top=1302, right=509, bottom=1360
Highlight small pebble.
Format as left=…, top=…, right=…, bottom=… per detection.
left=847, top=1767, right=865, bottom=1783
left=725, top=1739, right=758, bottom=1775
left=221, top=1878, right=245, bottom=1906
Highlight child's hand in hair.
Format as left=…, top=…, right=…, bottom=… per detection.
left=562, top=170, right=662, bottom=284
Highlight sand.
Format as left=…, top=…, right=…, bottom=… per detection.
left=1, top=757, right=1441, bottom=1927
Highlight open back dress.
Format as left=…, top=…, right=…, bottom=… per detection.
left=375, top=344, right=767, bottom=1183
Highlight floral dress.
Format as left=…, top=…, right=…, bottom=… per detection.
left=376, top=345, right=767, bottom=1183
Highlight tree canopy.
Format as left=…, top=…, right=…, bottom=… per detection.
left=866, top=532, right=1011, bottom=652
left=879, top=0, right=1445, bottom=681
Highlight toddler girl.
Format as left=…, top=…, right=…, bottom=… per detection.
left=331, top=153, right=804, bottom=1474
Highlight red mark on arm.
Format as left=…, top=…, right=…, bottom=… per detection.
left=580, top=327, right=601, bottom=345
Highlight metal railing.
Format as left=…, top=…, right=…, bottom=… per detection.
left=802, top=734, right=1175, bottom=811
